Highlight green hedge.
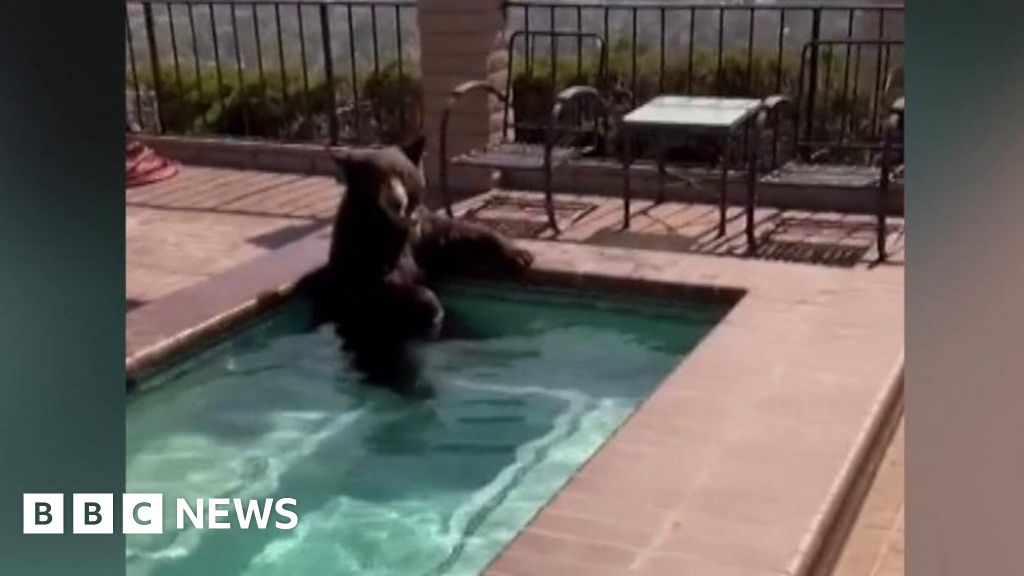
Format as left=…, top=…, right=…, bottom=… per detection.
left=129, top=61, right=422, bottom=143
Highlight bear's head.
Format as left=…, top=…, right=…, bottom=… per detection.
left=330, top=136, right=427, bottom=238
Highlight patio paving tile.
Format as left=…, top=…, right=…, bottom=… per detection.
left=126, top=166, right=338, bottom=305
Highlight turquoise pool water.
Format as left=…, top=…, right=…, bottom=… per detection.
left=127, top=283, right=728, bottom=576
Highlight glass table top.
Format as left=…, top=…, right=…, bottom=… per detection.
left=622, top=95, right=763, bottom=130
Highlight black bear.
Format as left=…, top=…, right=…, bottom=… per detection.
left=303, top=136, right=533, bottom=393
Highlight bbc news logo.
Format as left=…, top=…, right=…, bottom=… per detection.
left=23, top=494, right=298, bottom=534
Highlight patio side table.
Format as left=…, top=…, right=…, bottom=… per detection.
left=621, top=96, right=763, bottom=250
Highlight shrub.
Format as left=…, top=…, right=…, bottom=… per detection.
left=361, top=61, right=424, bottom=144
left=128, top=63, right=419, bottom=143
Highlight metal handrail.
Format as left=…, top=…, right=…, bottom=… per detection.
left=439, top=81, right=510, bottom=217
left=542, top=85, right=612, bottom=232
left=504, top=29, right=609, bottom=141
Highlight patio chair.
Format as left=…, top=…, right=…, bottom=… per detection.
left=439, top=30, right=624, bottom=234
left=754, top=39, right=905, bottom=261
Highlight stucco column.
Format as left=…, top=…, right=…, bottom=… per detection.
left=417, top=0, right=507, bottom=208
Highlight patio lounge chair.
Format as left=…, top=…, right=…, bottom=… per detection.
left=439, top=30, right=624, bottom=234
left=754, top=39, right=905, bottom=261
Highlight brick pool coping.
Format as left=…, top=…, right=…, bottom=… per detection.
left=483, top=242, right=903, bottom=576
left=125, top=230, right=903, bottom=576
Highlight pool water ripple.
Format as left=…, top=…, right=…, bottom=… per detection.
left=127, top=284, right=728, bottom=576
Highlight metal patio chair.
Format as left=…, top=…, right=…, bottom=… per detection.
left=754, top=39, right=905, bottom=261
left=439, top=30, right=623, bottom=234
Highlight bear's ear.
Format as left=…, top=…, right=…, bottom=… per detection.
left=331, top=150, right=361, bottom=180
left=400, top=135, right=426, bottom=166
left=330, top=151, right=353, bottom=184
left=331, top=151, right=379, bottom=198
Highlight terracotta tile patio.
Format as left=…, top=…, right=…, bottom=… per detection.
left=126, top=166, right=904, bottom=308
left=126, top=166, right=339, bottom=307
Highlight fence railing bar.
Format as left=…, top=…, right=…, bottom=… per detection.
left=126, top=20, right=145, bottom=129
left=230, top=3, right=251, bottom=136
left=208, top=3, right=228, bottom=123
left=602, top=7, right=608, bottom=83
left=371, top=4, right=384, bottom=135
left=167, top=4, right=186, bottom=102
left=253, top=4, right=268, bottom=104
left=880, top=42, right=894, bottom=139
left=523, top=6, right=531, bottom=74
left=822, top=43, right=833, bottom=139
left=186, top=4, right=208, bottom=132
left=370, top=5, right=381, bottom=79
left=549, top=6, right=556, bottom=87
left=849, top=43, right=862, bottom=139
left=716, top=8, right=724, bottom=92
left=346, top=3, right=360, bottom=139
left=803, top=7, right=821, bottom=147
left=687, top=7, right=694, bottom=93
left=396, top=5, right=405, bottom=133
left=746, top=7, right=755, bottom=94
left=274, top=3, right=288, bottom=99
left=771, top=9, right=785, bottom=164
left=320, top=4, right=339, bottom=144
left=870, top=8, right=885, bottom=137
left=576, top=5, right=584, bottom=79
left=296, top=4, right=312, bottom=132
left=503, top=31, right=515, bottom=140
left=838, top=8, right=854, bottom=142
left=143, top=2, right=165, bottom=131
left=775, top=8, right=785, bottom=93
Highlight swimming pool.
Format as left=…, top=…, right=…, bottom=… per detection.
left=126, top=282, right=729, bottom=576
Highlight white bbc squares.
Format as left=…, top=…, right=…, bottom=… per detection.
left=23, top=494, right=64, bottom=534
left=73, top=493, right=114, bottom=534
left=122, top=493, right=164, bottom=534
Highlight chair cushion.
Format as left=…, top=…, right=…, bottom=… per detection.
left=761, top=162, right=881, bottom=188
left=451, top=143, right=580, bottom=171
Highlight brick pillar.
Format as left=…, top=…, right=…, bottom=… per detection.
left=417, top=0, right=507, bottom=208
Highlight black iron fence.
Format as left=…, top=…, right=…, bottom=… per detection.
left=503, top=1, right=904, bottom=155
left=127, top=0, right=903, bottom=153
left=125, top=0, right=421, bottom=145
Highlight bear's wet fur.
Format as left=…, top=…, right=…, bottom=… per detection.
left=300, top=136, right=533, bottom=395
